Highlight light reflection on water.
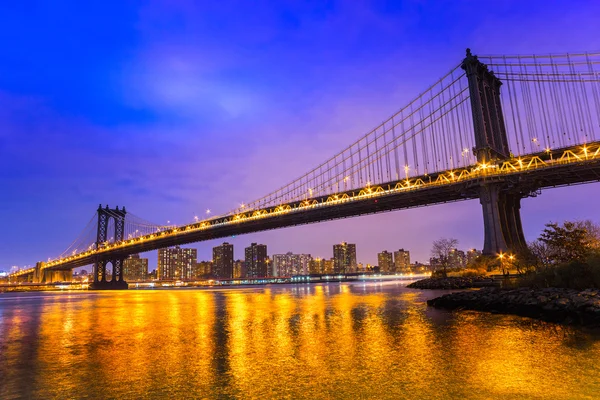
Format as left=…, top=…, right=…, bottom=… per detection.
left=1, top=282, right=599, bottom=399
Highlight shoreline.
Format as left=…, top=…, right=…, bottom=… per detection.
left=428, top=287, right=600, bottom=327
left=407, top=276, right=498, bottom=290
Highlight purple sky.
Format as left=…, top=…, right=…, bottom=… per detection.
left=1, top=0, right=600, bottom=270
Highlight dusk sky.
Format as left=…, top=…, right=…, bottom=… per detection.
left=2, top=0, right=600, bottom=270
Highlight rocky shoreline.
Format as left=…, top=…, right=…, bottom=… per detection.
left=428, top=287, right=600, bottom=327
left=406, top=276, right=497, bottom=290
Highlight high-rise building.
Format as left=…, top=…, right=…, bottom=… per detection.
left=158, top=246, right=197, bottom=280
left=192, top=261, right=213, bottom=279
left=333, top=242, right=357, bottom=273
left=377, top=251, right=394, bottom=273
left=449, top=248, right=466, bottom=269
left=323, top=259, right=334, bottom=274
left=245, top=243, right=268, bottom=278
left=394, top=249, right=411, bottom=272
left=123, top=254, right=148, bottom=281
left=213, top=242, right=234, bottom=279
left=272, top=252, right=312, bottom=276
left=233, top=260, right=244, bottom=278
left=309, top=257, right=335, bottom=274
left=466, top=249, right=482, bottom=266
left=309, top=258, right=323, bottom=274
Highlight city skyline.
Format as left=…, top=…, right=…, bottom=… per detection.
left=111, top=241, right=475, bottom=275
left=2, top=1, right=600, bottom=270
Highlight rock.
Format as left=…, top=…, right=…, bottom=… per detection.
left=427, top=287, right=600, bottom=327
left=407, top=276, right=498, bottom=290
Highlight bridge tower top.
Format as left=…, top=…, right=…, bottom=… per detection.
left=462, top=48, right=510, bottom=163
left=96, top=205, right=127, bottom=248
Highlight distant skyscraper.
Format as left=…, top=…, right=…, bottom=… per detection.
left=245, top=243, right=268, bottom=278
left=123, top=254, right=148, bottom=281
left=158, top=246, right=197, bottom=280
left=377, top=251, right=394, bottom=273
left=272, top=252, right=312, bottom=276
left=394, top=249, right=411, bottom=272
left=333, top=242, right=357, bottom=273
left=213, top=242, right=234, bottom=279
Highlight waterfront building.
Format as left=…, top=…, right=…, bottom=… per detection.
left=192, top=261, right=213, bottom=279
left=233, top=259, right=244, bottom=278
left=158, top=246, right=197, bottom=280
left=394, top=249, right=411, bottom=272
left=449, top=248, right=467, bottom=269
left=272, top=252, right=312, bottom=276
left=309, top=258, right=323, bottom=274
left=377, top=251, right=394, bottom=273
left=123, top=254, right=149, bottom=281
left=429, top=257, right=441, bottom=271
left=411, top=262, right=428, bottom=273
left=245, top=243, right=268, bottom=278
left=213, top=242, right=234, bottom=279
left=333, top=242, right=357, bottom=273
left=466, top=249, right=482, bottom=266
left=323, top=258, right=335, bottom=274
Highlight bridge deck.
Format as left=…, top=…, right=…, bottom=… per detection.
left=27, top=142, right=600, bottom=273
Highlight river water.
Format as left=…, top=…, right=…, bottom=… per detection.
left=1, top=281, right=599, bottom=399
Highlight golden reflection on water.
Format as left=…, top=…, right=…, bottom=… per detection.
left=1, top=284, right=599, bottom=399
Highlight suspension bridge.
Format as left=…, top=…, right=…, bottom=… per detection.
left=8, top=49, right=600, bottom=289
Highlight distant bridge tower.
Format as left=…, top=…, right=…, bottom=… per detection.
left=462, top=49, right=526, bottom=255
left=92, top=205, right=129, bottom=289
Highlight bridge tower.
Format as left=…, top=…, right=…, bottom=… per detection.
left=462, top=49, right=526, bottom=255
left=92, top=205, right=129, bottom=290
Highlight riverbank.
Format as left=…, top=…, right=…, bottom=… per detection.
left=428, top=287, right=600, bottom=326
left=407, top=276, right=497, bottom=290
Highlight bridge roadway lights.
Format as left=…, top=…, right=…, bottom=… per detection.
left=479, top=183, right=527, bottom=255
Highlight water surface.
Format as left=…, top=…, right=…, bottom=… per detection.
left=1, top=281, right=599, bottom=399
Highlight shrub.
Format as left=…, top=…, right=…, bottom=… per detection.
left=458, top=268, right=487, bottom=277
left=517, top=256, right=600, bottom=289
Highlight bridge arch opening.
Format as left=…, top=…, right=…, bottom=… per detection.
left=105, top=261, right=114, bottom=282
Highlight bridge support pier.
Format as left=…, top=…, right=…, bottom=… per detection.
left=91, top=258, right=128, bottom=290
left=480, top=184, right=526, bottom=255
left=91, top=205, right=128, bottom=290
left=32, top=262, right=73, bottom=283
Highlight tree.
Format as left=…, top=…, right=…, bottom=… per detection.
left=539, top=221, right=590, bottom=264
left=528, top=240, right=552, bottom=271
left=431, top=238, right=459, bottom=278
left=575, top=219, right=600, bottom=251
left=511, top=246, right=539, bottom=275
